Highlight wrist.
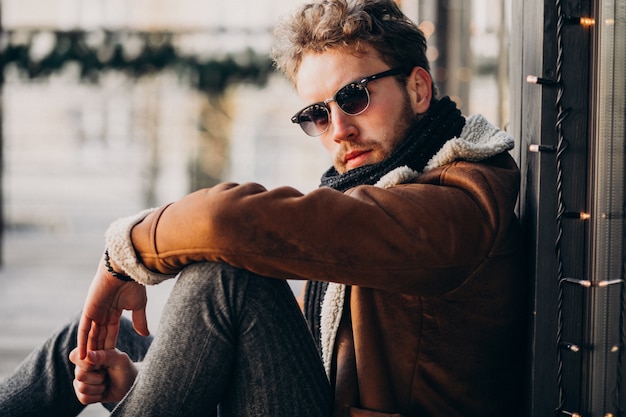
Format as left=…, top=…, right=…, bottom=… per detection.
left=104, top=250, right=134, bottom=282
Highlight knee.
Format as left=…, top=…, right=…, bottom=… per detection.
left=170, top=262, right=293, bottom=316
left=167, top=262, right=252, bottom=312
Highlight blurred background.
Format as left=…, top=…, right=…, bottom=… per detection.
left=0, top=1, right=510, bottom=415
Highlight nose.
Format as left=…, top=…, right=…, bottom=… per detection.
left=327, top=102, right=358, bottom=142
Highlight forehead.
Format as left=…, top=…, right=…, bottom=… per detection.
left=295, top=46, right=389, bottom=102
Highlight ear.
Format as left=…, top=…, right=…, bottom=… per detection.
left=406, top=66, right=433, bottom=115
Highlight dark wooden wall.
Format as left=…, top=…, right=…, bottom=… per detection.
left=512, top=0, right=626, bottom=415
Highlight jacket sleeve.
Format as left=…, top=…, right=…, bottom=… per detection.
left=123, top=155, right=520, bottom=296
left=105, top=207, right=178, bottom=285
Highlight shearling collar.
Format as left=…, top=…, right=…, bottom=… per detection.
left=375, top=114, right=515, bottom=189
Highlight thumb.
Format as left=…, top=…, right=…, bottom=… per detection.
left=87, top=349, right=126, bottom=368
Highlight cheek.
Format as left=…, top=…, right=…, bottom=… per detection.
left=370, top=97, right=415, bottom=152
left=366, top=108, right=401, bottom=141
left=319, top=135, right=336, bottom=154
left=369, top=92, right=409, bottom=126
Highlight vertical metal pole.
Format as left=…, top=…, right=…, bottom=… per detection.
left=496, top=0, right=509, bottom=128
left=587, top=0, right=626, bottom=413
left=0, top=1, right=5, bottom=267
left=434, top=0, right=471, bottom=114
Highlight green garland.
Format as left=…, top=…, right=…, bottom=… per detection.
left=0, top=29, right=275, bottom=93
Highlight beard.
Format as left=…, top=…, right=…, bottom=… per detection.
left=333, top=92, right=417, bottom=173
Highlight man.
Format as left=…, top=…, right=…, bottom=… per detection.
left=0, top=0, right=527, bottom=416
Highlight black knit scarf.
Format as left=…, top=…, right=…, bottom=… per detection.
left=305, top=96, right=466, bottom=347
left=319, top=95, right=465, bottom=192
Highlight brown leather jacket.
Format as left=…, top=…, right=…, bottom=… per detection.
left=109, top=115, right=527, bottom=416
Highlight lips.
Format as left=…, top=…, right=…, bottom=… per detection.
left=344, top=149, right=372, bottom=169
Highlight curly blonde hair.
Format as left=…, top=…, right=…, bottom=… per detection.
left=271, top=0, right=430, bottom=87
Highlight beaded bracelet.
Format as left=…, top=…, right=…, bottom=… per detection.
left=104, top=250, right=134, bottom=282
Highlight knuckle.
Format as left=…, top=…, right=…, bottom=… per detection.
left=74, top=369, right=88, bottom=382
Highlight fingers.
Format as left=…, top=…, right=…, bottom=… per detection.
left=73, top=378, right=107, bottom=405
left=88, top=324, right=103, bottom=354
left=78, top=316, right=107, bottom=359
left=100, top=322, right=119, bottom=352
left=77, top=315, right=92, bottom=360
left=132, top=308, right=150, bottom=337
left=85, top=349, right=121, bottom=367
left=70, top=348, right=107, bottom=405
left=73, top=366, right=107, bottom=404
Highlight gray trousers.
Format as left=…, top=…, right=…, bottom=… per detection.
left=0, top=262, right=331, bottom=416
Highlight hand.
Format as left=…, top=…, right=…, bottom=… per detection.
left=70, top=348, right=138, bottom=404
left=78, top=256, right=150, bottom=359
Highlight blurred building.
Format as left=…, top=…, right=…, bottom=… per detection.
left=0, top=0, right=509, bottom=244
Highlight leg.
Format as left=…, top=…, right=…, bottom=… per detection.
left=0, top=315, right=153, bottom=417
left=112, top=262, right=331, bottom=417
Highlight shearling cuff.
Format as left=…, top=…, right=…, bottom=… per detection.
left=104, top=208, right=178, bottom=286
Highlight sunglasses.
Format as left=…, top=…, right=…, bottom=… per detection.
left=291, top=67, right=407, bottom=137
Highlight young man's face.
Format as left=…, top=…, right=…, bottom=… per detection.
left=294, top=46, right=431, bottom=173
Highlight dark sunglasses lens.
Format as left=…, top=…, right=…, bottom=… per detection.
left=335, top=83, right=369, bottom=115
left=298, top=104, right=329, bottom=136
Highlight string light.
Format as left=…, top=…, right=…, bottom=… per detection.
left=561, top=277, right=592, bottom=287
left=529, top=144, right=557, bottom=153
left=579, top=17, right=596, bottom=27
left=563, top=211, right=591, bottom=220
left=564, top=16, right=596, bottom=26
left=526, top=74, right=558, bottom=86
left=597, top=279, right=624, bottom=288
left=560, top=342, right=581, bottom=352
